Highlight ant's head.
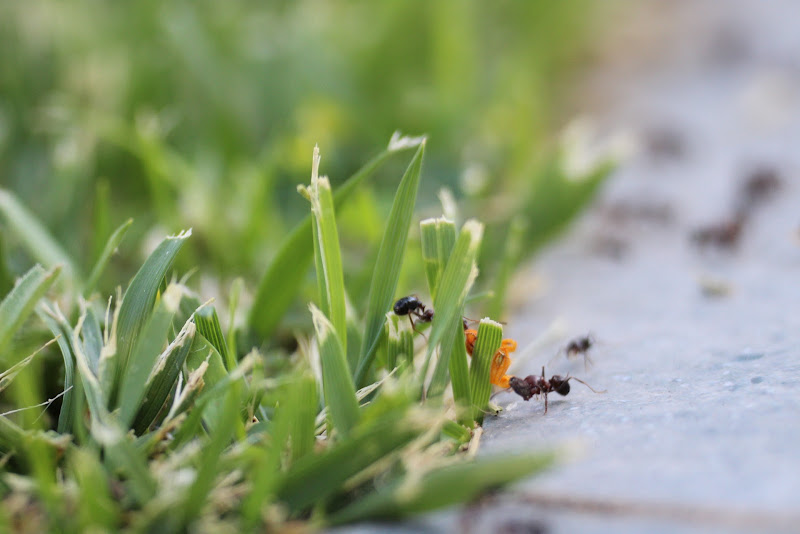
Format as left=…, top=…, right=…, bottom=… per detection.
left=420, top=308, right=435, bottom=322
left=550, top=375, right=571, bottom=396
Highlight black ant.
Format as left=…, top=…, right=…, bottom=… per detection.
left=691, top=214, right=745, bottom=249
left=564, top=334, right=595, bottom=368
left=393, top=295, right=434, bottom=335
left=508, top=366, right=605, bottom=414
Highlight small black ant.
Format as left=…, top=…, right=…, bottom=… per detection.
left=393, top=295, right=434, bottom=334
left=508, top=366, right=605, bottom=414
left=691, top=214, right=745, bottom=249
left=565, top=334, right=595, bottom=368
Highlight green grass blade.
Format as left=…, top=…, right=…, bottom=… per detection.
left=328, top=451, right=555, bottom=524
left=310, top=304, right=359, bottom=437
left=355, top=142, right=426, bottom=386
left=37, top=312, right=77, bottom=434
left=487, top=215, right=526, bottom=319
left=287, top=372, right=319, bottom=465
left=185, top=331, right=230, bottom=434
left=113, top=229, right=190, bottom=406
left=194, top=305, right=232, bottom=370
left=276, top=417, right=423, bottom=514
left=83, top=218, right=133, bottom=297
left=118, top=284, right=183, bottom=428
left=0, top=264, right=61, bottom=360
left=421, top=220, right=483, bottom=398
left=80, top=304, right=104, bottom=376
left=521, top=155, right=614, bottom=256
left=182, top=388, right=239, bottom=526
left=94, top=418, right=158, bottom=505
left=419, top=217, right=462, bottom=400
left=301, top=146, right=348, bottom=353
left=0, top=189, right=77, bottom=288
left=132, top=320, right=195, bottom=435
left=0, top=338, right=53, bottom=394
left=419, top=217, right=456, bottom=301
left=248, top=134, right=425, bottom=341
left=469, top=319, right=503, bottom=423
left=226, top=277, right=243, bottom=360
left=70, top=448, right=120, bottom=532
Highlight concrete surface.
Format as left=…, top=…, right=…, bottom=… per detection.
left=338, top=2, right=800, bottom=532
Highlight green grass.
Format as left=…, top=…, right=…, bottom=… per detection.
left=0, top=3, right=620, bottom=528
left=0, top=137, right=622, bottom=532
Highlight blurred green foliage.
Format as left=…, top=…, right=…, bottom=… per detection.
left=0, top=0, right=605, bottom=334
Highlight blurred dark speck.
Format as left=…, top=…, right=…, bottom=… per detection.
left=643, top=126, right=685, bottom=160
left=499, top=519, right=549, bottom=534
left=751, top=376, right=764, bottom=384
left=736, top=353, right=764, bottom=361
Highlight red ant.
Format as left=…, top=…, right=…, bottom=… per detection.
left=393, top=295, right=434, bottom=335
left=508, top=366, right=605, bottom=414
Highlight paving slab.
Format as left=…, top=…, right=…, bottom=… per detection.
left=334, top=2, right=800, bottom=532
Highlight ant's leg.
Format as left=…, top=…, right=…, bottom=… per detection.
left=409, top=313, right=429, bottom=341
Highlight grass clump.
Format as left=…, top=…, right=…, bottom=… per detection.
left=0, top=133, right=615, bottom=532
left=0, top=136, right=562, bottom=533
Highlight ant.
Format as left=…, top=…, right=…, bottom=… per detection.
left=563, top=334, right=595, bottom=369
left=393, top=295, right=434, bottom=335
left=691, top=214, right=745, bottom=249
left=463, top=318, right=517, bottom=388
left=508, top=366, right=605, bottom=414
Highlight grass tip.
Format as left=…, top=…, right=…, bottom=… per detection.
left=388, top=131, right=427, bottom=152
left=169, top=228, right=193, bottom=240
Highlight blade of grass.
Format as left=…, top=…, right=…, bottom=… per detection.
left=300, top=146, right=348, bottom=353
left=276, top=416, right=425, bottom=515
left=131, top=320, right=195, bottom=435
left=420, top=220, right=483, bottom=400
left=91, top=179, right=112, bottom=265
left=248, top=134, right=425, bottom=341
left=194, top=305, right=232, bottom=370
left=487, top=215, right=526, bottom=319
left=287, top=372, right=319, bottom=465
left=469, top=319, right=503, bottom=423
left=112, top=229, right=190, bottom=406
left=0, top=189, right=77, bottom=288
left=36, top=311, right=77, bottom=434
left=520, top=155, right=613, bottom=256
left=355, top=142, right=426, bottom=386
left=328, top=451, right=555, bottom=524
left=419, top=217, right=456, bottom=301
left=310, top=304, right=359, bottom=437
left=0, top=264, right=61, bottom=360
left=70, top=448, right=120, bottom=532
left=118, top=284, right=183, bottom=429
left=84, top=218, right=133, bottom=297
left=184, top=332, right=228, bottom=430
left=226, top=277, right=243, bottom=361
left=80, top=303, right=104, bottom=376
left=419, top=217, right=465, bottom=401
left=182, top=388, right=239, bottom=526
left=0, top=338, right=55, bottom=394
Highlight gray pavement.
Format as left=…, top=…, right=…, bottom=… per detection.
left=337, top=2, right=800, bottom=532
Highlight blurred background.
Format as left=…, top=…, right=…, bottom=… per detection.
left=0, top=0, right=618, bottom=342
